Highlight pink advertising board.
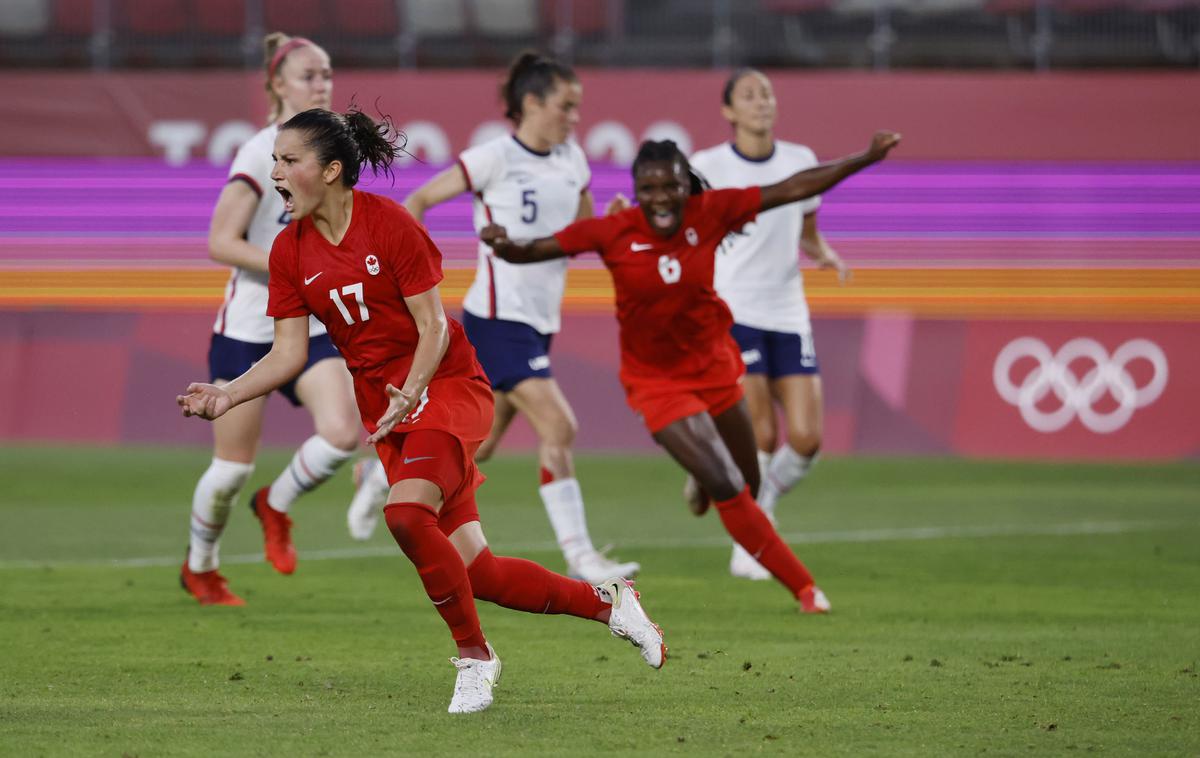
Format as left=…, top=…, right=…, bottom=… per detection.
left=1, top=309, right=1195, bottom=460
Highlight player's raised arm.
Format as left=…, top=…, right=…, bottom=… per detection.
left=481, top=223, right=570, bottom=264
left=759, top=131, right=901, bottom=213
left=403, top=163, right=469, bottom=223
left=178, top=316, right=310, bottom=420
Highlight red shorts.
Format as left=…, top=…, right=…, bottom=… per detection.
left=352, top=368, right=493, bottom=447
left=624, top=379, right=744, bottom=434
left=352, top=369, right=494, bottom=536
left=375, top=429, right=485, bottom=536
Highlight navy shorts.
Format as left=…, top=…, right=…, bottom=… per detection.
left=730, top=323, right=819, bottom=379
left=208, top=332, right=342, bottom=407
left=461, top=311, right=553, bottom=392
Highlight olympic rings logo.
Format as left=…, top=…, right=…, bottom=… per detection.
left=992, top=337, right=1168, bottom=434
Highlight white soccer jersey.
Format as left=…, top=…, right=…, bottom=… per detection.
left=459, top=135, right=591, bottom=335
left=212, top=123, right=326, bottom=342
left=690, top=140, right=821, bottom=335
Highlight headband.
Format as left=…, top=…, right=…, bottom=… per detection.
left=268, top=37, right=315, bottom=79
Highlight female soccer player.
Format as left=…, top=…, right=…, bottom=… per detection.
left=181, top=33, right=390, bottom=606
left=690, top=69, right=849, bottom=580
left=177, top=107, right=665, bottom=714
left=482, top=132, right=901, bottom=613
left=401, top=52, right=637, bottom=584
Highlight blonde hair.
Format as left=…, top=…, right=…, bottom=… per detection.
left=263, top=32, right=321, bottom=124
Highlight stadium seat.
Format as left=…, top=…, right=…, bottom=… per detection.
left=471, top=0, right=537, bottom=37
left=195, top=0, right=245, bottom=36
left=115, top=0, right=189, bottom=36
left=0, top=0, right=50, bottom=36
left=403, top=0, right=468, bottom=35
left=539, top=0, right=612, bottom=36
left=336, top=0, right=399, bottom=36
left=984, top=0, right=1038, bottom=12
left=53, top=0, right=92, bottom=35
left=263, top=0, right=327, bottom=36
left=761, top=0, right=834, bottom=10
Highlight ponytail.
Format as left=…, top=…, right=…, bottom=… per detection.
left=262, top=31, right=292, bottom=123
left=280, top=105, right=405, bottom=187
left=500, top=50, right=577, bottom=123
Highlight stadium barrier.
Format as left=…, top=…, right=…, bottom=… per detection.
left=1, top=307, right=1196, bottom=460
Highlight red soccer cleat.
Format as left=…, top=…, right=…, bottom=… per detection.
left=798, top=584, right=831, bottom=614
left=180, top=559, right=245, bottom=606
left=249, top=486, right=297, bottom=575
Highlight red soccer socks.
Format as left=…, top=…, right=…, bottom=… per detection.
left=467, top=548, right=609, bottom=622
left=713, top=486, right=816, bottom=599
left=385, top=502, right=488, bottom=655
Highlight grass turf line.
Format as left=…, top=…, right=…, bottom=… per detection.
left=0, top=446, right=1197, bottom=756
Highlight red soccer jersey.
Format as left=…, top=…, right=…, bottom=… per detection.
left=554, top=187, right=761, bottom=387
left=267, top=190, right=481, bottom=383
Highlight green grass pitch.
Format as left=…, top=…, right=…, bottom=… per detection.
left=1, top=446, right=1197, bottom=756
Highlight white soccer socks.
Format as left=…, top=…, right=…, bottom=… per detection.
left=758, top=445, right=818, bottom=516
left=265, top=434, right=354, bottom=513
left=188, top=457, right=254, bottom=572
left=539, top=477, right=595, bottom=564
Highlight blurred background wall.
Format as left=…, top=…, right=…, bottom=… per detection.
left=1, top=0, right=1198, bottom=459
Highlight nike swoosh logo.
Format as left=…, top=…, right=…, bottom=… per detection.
left=404, top=456, right=435, bottom=464
left=630, top=242, right=654, bottom=252
left=304, top=272, right=323, bottom=285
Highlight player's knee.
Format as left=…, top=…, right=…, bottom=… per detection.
left=317, top=420, right=360, bottom=453
left=382, top=503, right=435, bottom=554
left=752, top=416, right=778, bottom=452
left=699, top=465, right=745, bottom=504
left=786, top=428, right=821, bottom=457
left=205, top=458, right=255, bottom=499
left=541, top=413, right=577, bottom=448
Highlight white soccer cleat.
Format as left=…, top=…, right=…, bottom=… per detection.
left=447, top=643, right=502, bottom=714
left=729, top=542, right=772, bottom=581
left=602, top=578, right=666, bottom=670
left=568, top=548, right=640, bottom=584
left=346, top=459, right=389, bottom=541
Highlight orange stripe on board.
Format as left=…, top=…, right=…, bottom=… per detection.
left=1, top=268, right=1197, bottom=320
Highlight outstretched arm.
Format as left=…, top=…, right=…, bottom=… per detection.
left=178, top=316, right=309, bottom=420
left=480, top=224, right=570, bottom=264
left=759, top=131, right=901, bottom=213
left=403, top=163, right=469, bottom=223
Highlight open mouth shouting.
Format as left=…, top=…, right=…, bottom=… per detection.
left=649, top=208, right=677, bottom=232
left=275, top=185, right=295, bottom=215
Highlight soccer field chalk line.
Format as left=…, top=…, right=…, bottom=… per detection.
left=0, top=519, right=1189, bottom=570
